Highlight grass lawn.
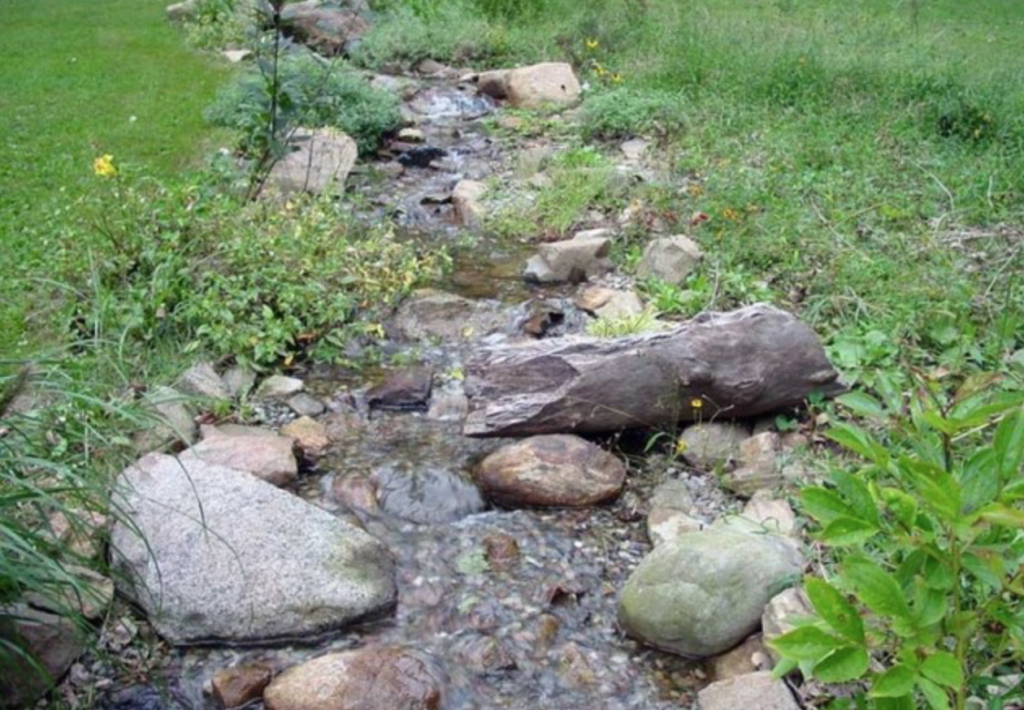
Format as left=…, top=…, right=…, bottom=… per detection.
left=0, top=0, right=233, bottom=354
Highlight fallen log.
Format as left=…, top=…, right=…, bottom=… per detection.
left=463, top=304, right=844, bottom=438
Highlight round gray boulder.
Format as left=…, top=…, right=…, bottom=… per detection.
left=617, top=527, right=803, bottom=658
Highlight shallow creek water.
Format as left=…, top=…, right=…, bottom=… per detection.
left=99, top=70, right=733, bottom=709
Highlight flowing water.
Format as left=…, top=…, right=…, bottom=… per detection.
left=97, top=68, right=734, bottom=710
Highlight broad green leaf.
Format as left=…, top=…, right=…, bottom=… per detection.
left=962, top=550, right=1004, bottom=589
left=875, top=697, right=916, bottom=710
left=920, top=652, right=964, bottom=690
left=880, top=487, right=918, bottom=529
left=813, top=646, right=870, bottom=683
left=826, top=423, right=890, bottom=465
left=819, top=517, right=879, bottom=546
left=771, top=656, right=798, bottom=679
left=800, top=487, right=857, bottom=525
left=842, top=555, right=910, bottom=619
left=805, top=578, right=865, bottom=643
left=995, top=408, right=1024, bottom=483
left=948, top=391, right=1024, bottom=431
left=917, top=676, right=952, bottom=710
left=960, top=446, right=999, bottom=514
left=769, top=625, right=847, bottom=662
left=899, top=458, right=961, bottom=521
left=871, top=665, right=917, bottom=698
left=912, top=580, right=948, bottom=628
left=832, top=469, right=880, bottom=525
left=975, top=503, right=1024, bottom=529
left=837, top=391, right=886, bottom=419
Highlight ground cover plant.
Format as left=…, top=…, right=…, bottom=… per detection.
left=1, top=0, right=1023, bottom=705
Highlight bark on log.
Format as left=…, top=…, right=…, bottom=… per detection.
left=463, top=304, right=844, bottom=438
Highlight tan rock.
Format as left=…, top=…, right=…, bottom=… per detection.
left=186, top=427, right=298, bottom=487
left=725, top=432, right=784, bottom=495
left=452, top=180, right=488, bottom=228
left=281, top=416, right=329, bottom=458
left=647, top=508, right=703, bottom=546
left=475, top=435, right=625, bottom=507
left=762, top=587, right=812, bottom=662
left=263, top=647, right=444, bottom=710
left=505, top=63, right=581, bottom=109
left=741, top=491, right=798, bottom=536
left=212, top=664, right=273, bottom=709
left=679, top=422, right=750, bottom=470
left=697, top=671, right=799, bottom=710
left=268, top=128, right=358, bottom=197
left=706, top=634, right=772, bottom=682
left=636, top=235, right=704, bottom=285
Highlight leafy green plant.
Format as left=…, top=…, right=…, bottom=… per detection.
left=581, top=87, right=689, bottom=139
left=183, top=0, right=251, bottom=50
left=206, top=51, right=402, bottom=157
left=770, top=379, right=1024, bottom=710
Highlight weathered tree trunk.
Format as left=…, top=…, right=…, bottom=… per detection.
left=463, top=304, right=844, bottom=438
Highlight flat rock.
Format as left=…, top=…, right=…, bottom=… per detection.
left=255, top=375, right=305, bottom=400
left=697, top=671, right=800, bottom=710
left=212, top=664, right=273, bottom=709
left=280, top=416, right=329, bottom=458
left=110, top=453, right=396, bottom=645
left=287, top=392, right=325, bottom=417
left=636, top=235, right=703, bottom=285
left=706, top=634, right=772, bottom=682
left=268, top=127, right=358, bottom=196
left=679, top=422, right=750, bottom=470
left=725, top=432, right=784, bottom=495
left=166, top=0, right=197, bottom=21
left=367, top=368, right=434, bottom=411
left=222, top=364, right=256, bottom=398
left=475, top=435, right=625, bottom=507
left=575, top=287, right=644, bottom=320
left=263, top=647, right=445, bottom=710
left=762, top=587, right=812, bottom=661
left=390, top=290, right=508, bottom=342
left=222, top=49, right=252, bottom=63
left=176, top=362, right=232, bottom=402
left=621, top=139, right=650, bottom=161
left=137, top=385, right=196, bottom=450
left=739, top=491, right=797, bottom=535
left=372, top=465, right=485, bottom=524
left=452, top=180, right=488, bottom=228
left=0, top=606, right=86, bottom=707
left=187, top=426, right=298, bottom=487
left=523, top=234, right=613, bottom=284
left=617, top=527, right=804, bottom=658
left=505, top=63, right=581, bottom=109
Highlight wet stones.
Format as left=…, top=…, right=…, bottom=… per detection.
left=483, top=533, right=521, bottom=571
left=397, top=146, right=448, bottom=169
left=617, top=527, right=804, bottom=658
left=211, top=664, right=274, bottom=710
left=474, top=435, right=626, bottom=507
left=280, top=416, right=330, bottom=459
left=268, top=127, right=358, bottom=197
left=111, top=453, right=397, bottom=645
left=372, top=464, right=486, bottom=524
left=697, top=671, right=800, bottom=710
left=186, top=425, right=298, bottom=487
left=367, top=367, right=434, bottom=411
left=255, top=375, right=305, bottom=400
left=263, top=647, right=445, bottom=710
left=636, top=235, right=704, bottom=285
left=523, top=232, right=614, bottom=284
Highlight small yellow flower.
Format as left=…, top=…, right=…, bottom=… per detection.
left=611, top=73, right=624, bottom=84
left=93, top=154, right=117, bottom=178
left=586, top=39, right=599, bottom=50
left=722, top=207, right=741, bottom=221
left=674, top=437, right=688, bottom=456
left=690, top=398, right=704, bottom=409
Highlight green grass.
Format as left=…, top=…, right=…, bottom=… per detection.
left=0, top=0, right=234, bottom=354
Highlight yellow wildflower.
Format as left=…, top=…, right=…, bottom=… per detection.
left=674, top=437, right=688, bottom=456
left=722, top=207, right=741, bottom=221
left=93, top=154, right=117, bottom=178
left=690, top=398, right=704, bottom=409
left=611, top=73, right=624, bottom=84
left=586, top=39, right=599, bottom=50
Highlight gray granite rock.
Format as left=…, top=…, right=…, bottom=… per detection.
left=110, top=453, right=396, bottom=645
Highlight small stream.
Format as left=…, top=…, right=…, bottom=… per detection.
left=99, top=68, right=728, bottom=710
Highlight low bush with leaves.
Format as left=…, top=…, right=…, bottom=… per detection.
left=770, top=379, right=1024, bottom=710
left=205, top=52, right=403, bottom=156
left=581, top=87, right=689, bottom=140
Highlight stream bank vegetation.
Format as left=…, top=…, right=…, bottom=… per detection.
left=2, top=0, right=1024, bottom=704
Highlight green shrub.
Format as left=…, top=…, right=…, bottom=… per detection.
left=581, top=87, right=689, bottom=139
left=205, top=53, right=403, bottom=155
left=771, top=381, right=1024, bottom=710
left=183, top=0, right=250, bottom=50
left=64, top=170, right=446, bottom=368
